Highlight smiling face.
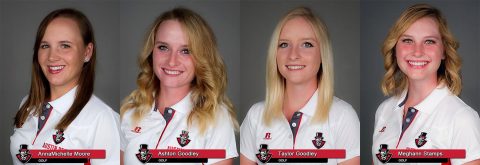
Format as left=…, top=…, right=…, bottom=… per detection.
left=153, top=20, right=195, bottom=91
left=38, top=17, right=93, bottom=94
left=395, top=17, right=444, bottom=84
left=276, top=17, right=321, bottom=86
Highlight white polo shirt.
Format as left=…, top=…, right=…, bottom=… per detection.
left=372, top=85, right=480, bottom=165
left=240, top=90, right=360, bottom=165
left=10, top=86, right=121, bottom=165
left=121, top=92, right=238, bottom=165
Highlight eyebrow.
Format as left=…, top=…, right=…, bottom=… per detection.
left=278, top=38, right=317, bottom=42
left=154, top=41, right=188, bottom=47
left=400, top=34, right=441, bottom=40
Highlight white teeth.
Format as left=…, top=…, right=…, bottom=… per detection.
left=408, top=61, right=428, bottom=66
left=163, top=69, right=181, bottom=75
left=286, top=65, right=305, bottom=70
left=49, top=66, right=64, bottom=71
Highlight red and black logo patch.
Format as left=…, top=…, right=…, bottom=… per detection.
left=256, top=144, right=272, bottom=163
left=136, top=144, right=152, bottom=163
left=52, top=130, right=65, bottom=144
left=177, top=130, right=191, bottom=147
left=16, top=144, right=32, bottom=163
left=376, top=144, right=392, bottom=163
left=312, top=132, right=326, bottom=149
left=415, top=132, right=428, bottom=148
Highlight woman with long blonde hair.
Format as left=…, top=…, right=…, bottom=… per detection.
left=120, top=7, right=238, bottom=165
left=372, top=4, right=480, bottom=165
left=240, top=7, right=360, bottom=165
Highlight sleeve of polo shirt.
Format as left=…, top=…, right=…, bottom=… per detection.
left=90, top=110, right=121, bottom=165
left=204, top=106, right=238, bottom=165
left=240, top=103, right=260, bottom=162
left=334, top=103, right=360, bottom=163
left=450, top=108, right=480, bottom=165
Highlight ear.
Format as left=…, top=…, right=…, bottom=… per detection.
left=84, top=43, right=94, bottom=62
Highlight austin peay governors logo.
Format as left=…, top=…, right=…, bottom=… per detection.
left=16, top=144, right=32, bottom=163
left=415, top=132, right=428, bottom=148
left=52, top=130, right=65, bottom=144
left=312, top=132, right=326, bottom=149
left=376, top=144, right=392, bottom=163
left=256, top=144, right=272, bottom=163
left=136, top=144, right=152, bottom=163
left=177, top=130, right=191, bottom=147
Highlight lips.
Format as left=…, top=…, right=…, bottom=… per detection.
left=285, top=65, right=305, bottom=70
left=47, top=65, right=65, bottom=74
left=162, top=68, right=183, bottom=75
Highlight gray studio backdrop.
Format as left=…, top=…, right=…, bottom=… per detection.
left=0, top=0, right=120, bottom=163
left=239, top=0, right=360, bottom=126
left=361, top=1, right=480, bottom=164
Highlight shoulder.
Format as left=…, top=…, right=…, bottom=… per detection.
left=329, top=97, right=358, bottom=121
left=244, top=101, right=266, bottom=123
left=80, top=95, right=119, bottom=121
left=438, top=94, right=479, bottom=125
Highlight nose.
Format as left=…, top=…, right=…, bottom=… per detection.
left=168, top=51, right=178, bottom=67
left=288, top=46, right=300, bottom=60
left=413, top=43, right=423, bottom=57
left=47, top=48, right=60, bottom=62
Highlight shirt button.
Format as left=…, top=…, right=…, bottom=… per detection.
left=296, top=113, right=301, bottom=116
left=40, top=116, right=45, bottom=120
left=410, top=109, right=415, bottom=113
left=168, top=109, right=172, bottom=114
left=291, top=123, right=297, bottom=127
left=46, top=104, right=50, bottom=109
left=406, top=118, right=411, bottom=123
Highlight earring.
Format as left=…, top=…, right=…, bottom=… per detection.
left=84, top=58, right=89, bottom=62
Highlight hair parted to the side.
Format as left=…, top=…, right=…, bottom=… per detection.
left=264, top=7, right=334, bottom=126
left=14, top=8, right=96, bottom=131
left=120, top=7, right=238, bottom=134
left=381, top=4, right=461, bottom=96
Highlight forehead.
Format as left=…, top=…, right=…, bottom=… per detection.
left=155, top=20, right=188, bottom=41
left=402, top=17, right=440, bottom=36
left=279, top=16, right=317, bottom=39
left=43, top=17, right=82, bottom=40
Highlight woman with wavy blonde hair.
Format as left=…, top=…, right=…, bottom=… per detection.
left=240, top=7, right=359, bottom=165
left=372, top=4, right=480, bottom=165
left=120, top=7, right=238, bottom=165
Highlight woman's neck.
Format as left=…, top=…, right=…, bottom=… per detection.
left=283, top=80, right=317, bottom=120
left=404, top=78, right=438, bottom=111
left=157, top=86, right=190, bottom=115
left=49, top=83, right=78, bottom=101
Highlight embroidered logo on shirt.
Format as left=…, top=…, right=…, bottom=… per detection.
left=176, top=130, right=191, bottom=147
left=131, top=126, right=142, bottom=133
left=264, top=132, right=271, bottom=140
left=379, top=126, right=386, bottom=132
left=16, top=144, right=32, bottom=163
left=256, top=144, right=272, bottom=163
left=136, top=144, right=152, bottom=163
left=312, top=132, right=326, bottom=149
left=52, top=130, right=65, bottom=144
left=415, top=132, right=428, bottom=148
left=376, top=144, right=392, bottom=163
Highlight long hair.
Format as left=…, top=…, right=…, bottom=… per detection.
left=381, top=4, right=461, bottom=96
left=264, top=7, right=334, bottom=126
left=120, top=7, right=238, bottom=134
left=14, top=8, right=96, bottom=131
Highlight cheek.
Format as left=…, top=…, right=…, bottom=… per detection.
left=425, top=46, right=444, bottom=60
left=395, top=44, right=412, bottom=58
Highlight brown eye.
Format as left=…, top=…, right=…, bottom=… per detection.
left=401, top=38, right=413, bottom=44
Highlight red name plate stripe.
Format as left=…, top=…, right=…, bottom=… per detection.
left=390, top=149, right=465, bottom=158
left=29, top=150, right=105, bottom=159
left=269, top=149, right=345, bottom=158
left=150, top=149, right=225, bottom=158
